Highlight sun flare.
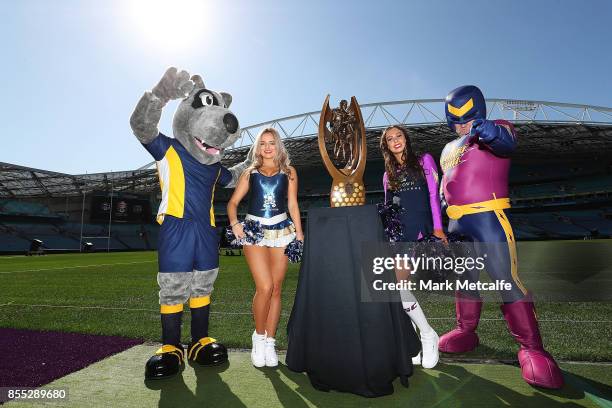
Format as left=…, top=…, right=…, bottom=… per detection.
left=125, top=0, right=210, bottom=52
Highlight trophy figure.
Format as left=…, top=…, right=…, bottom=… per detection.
left=318, top=95, right=367, bottom=207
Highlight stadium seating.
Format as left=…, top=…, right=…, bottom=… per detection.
left=0, top=233, right=31, bottom=252
left=0, top=200, right=54, bottom=217
left=0, top=159, right=610, bottom=254
left=0, top=217, right=161, bottom=253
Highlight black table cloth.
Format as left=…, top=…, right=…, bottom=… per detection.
left=286, top=205, right=420, bottom=397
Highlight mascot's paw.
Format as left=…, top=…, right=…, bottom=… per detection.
left=187, top=337, right=228, bottom=366
left=145, top=344, right=184, bottom=380
left=518, top=349, right=564, bottom=389
left=152, top=67, right=194, bottom=104
left=438, top=329, right=479, bottom=353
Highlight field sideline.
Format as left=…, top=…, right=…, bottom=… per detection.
left=0, top=245, right=611, bottom=363
left=2, top=246, right=612, bottom=407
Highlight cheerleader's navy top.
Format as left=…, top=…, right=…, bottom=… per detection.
left=247, top=170, right=288, bottom=218
left=383, top=153, right=443, bottom=240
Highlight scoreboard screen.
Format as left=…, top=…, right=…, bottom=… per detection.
left=90, top=193, right=152, bottom=223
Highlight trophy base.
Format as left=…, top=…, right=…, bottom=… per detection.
left=330, top=181, right=366, bottom=207
left=286, top=205, right=420, bottom=397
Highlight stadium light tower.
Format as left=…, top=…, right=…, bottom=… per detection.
left=107, top=173, right=114, bottom=253
left=79, top=177, right=86, bottom=253
left=502, top=100, right=538, bottom=120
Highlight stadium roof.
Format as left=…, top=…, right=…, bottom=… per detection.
left=0, top=162, right=158, bottom=198
left=221, top=98, right=612, bottom=167
left=2, top=99, right=612, bottom=198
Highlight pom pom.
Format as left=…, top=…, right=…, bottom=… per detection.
left=225, top=219, right=264, bottom=247
left=225, top=226, right=240, bottom=248
left=242, top=219, right=264, bottom=244
left=377, top=202, right=405, bottom=243
left=284, top=239, right=304, bottom=263
left=413, top=232, right=473, bottom=283
left=446, top=232, right=470, bottom=243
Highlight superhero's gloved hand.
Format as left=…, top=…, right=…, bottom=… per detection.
left=470, top=119, right=517, bottom=156
left=469, top=119, right=484, bottom=137
left=469, top=119, right=499, bottom=144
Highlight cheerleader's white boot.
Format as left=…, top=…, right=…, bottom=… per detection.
left=412, top=351, right=422, bottom=365
left=405, top=302, right=439, bottom=369
left=251, top=330, right=266, bottom=367
left=411, top=322, right=422, bottom=365
left=420, top=328, right=440, bottom=369
left=264, top=336, right=279, bottom=367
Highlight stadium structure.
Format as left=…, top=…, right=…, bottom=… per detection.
left=1, top=98, right=612, bottom=254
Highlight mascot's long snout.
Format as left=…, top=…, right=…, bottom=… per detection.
left=223, top=113, right=239, bottom=134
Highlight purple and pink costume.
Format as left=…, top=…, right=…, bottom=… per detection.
left=437, top=84, right=563, bottom=389
left=441, top=119, right=513, bottom=206
left=440, top=119, right=527, bottom=303
left=383, top=153, right=443, bottom=241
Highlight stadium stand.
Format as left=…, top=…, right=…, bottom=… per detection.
left=1, top=168, right=610, bottom=253
left=0, top=200, right=56, bottom=218
left=1, top=98, right=611, bottom=252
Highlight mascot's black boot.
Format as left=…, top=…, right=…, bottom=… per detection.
left=188, top=337, right=228, bottom=366
left=188, top=301, right=228, bottom=366
left=146, top=309, right=184, bottom=380
left=145, top=344, right=184, bottom=380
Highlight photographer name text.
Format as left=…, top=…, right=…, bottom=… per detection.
left=372, top=279, right=512, bottom=291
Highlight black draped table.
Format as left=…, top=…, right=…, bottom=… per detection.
left=286, top=205, right=420, bottom=397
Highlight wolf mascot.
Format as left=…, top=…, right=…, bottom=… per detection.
left=130, top=67, right=252, bottom=379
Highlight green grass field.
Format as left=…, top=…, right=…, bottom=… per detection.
left=1, top=246, right=611, bottom=406
left=0, top=245, right=611, bottom=362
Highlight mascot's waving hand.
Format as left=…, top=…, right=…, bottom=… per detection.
left=130, top=67, right=252, bottom=380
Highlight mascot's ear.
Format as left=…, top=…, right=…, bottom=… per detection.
left=220, top=92, right=232, bottom=108
left=190, top=74, right=206, bottom=90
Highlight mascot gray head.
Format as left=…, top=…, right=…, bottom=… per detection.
left=172, top=75, right=241, bottom=165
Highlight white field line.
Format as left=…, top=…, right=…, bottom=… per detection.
left=0, top=302, right=610, bottom=323
left=426, top=317, right=612, bottom=323
left=0, top=260, right=156, bottom=274
left=0, top=302, right=252, bottom=315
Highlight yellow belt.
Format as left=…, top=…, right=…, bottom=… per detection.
left=446, top=198, right=510, bottom=220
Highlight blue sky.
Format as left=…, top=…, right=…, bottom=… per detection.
left=1, top=0, right=611, bottom=174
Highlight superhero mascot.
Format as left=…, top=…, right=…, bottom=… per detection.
left=130, top=67, right=252, bottom=379
left=438, top=85, right=564, bottom=389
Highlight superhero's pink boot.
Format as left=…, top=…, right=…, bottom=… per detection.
left=439, top=292, right=482, bottom=353
left=501, top=296, right=564, bottom=389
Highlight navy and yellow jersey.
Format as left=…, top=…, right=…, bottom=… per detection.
left=143, top=133, right=232, bottom=226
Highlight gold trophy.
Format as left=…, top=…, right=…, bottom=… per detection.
left=318, top=96, right=367, bottom=207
